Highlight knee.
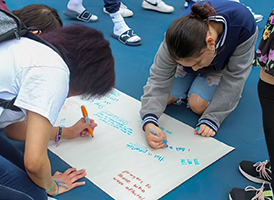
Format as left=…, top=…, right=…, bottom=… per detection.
left=188, top=94, right=209, bottom=115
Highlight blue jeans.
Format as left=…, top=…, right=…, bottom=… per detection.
left=171, top=66, right=221, bottom=104
left=104, top=0, right=121, bottom=13
left=0, top=135, right=47, bottom=200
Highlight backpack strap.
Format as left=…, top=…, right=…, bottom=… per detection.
left=0, top=97, right=21, bottom=111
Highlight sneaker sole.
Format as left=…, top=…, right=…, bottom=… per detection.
left=239, top=165, right=271, bottom=184
left=228, top=194, right=233, bottom=200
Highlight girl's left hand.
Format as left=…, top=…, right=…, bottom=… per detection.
left=64, top=118, right=97, bottom=139
left=194, top=124, right=216, bottom=137
left=51, top=168, right=87, bottom=195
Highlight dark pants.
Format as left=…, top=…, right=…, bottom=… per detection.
left=258, top=79, right=274, bottom=189
left=0, top=135, right=47, bottom=200
left=104, top=0, right=121, bottom=13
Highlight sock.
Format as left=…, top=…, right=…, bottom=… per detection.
left=110, top=11, right=140, bottom=42
left=67, top=0, right=85, bottom=13
left=110, top=11, right=129, bottom=35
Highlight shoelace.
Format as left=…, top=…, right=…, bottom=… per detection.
left=254, top=160, right=272, bottom=181
left=245, top=183, right=265, bottom=200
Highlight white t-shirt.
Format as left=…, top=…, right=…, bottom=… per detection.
left=0, top=37, right=70, bottom=128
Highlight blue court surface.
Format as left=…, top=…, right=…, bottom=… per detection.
left=3, top=0, right=273, bottom=199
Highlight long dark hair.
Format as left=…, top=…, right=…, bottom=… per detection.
left=41, top=24, right=115, bottom=98
left=165, top=2, right=216, bottom=60
left=12, top=4, right=63, bottom=33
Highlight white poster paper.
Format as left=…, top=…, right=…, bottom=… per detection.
left=48, top=89, right=234, bottom=200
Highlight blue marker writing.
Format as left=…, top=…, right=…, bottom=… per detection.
left=148, top=126, right=168, bottom=147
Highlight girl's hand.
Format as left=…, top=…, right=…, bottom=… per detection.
left=64, top=118, right=97, bottom=139
left=194, top=124, right=216, bottom=137
left=144, top=123, right=167, bottom=149
left=49, top=168, right=87, bottom=196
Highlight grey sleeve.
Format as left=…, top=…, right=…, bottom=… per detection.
left=199, top=27, right=259, bottom=130
left=140, top=38, right=177, bottom=119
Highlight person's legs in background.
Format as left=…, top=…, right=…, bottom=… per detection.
left=229, top=9, right=274, bottom=200
left=228, top=80, right=274, bottom=200
left=104, top=0, right=142, bottom=46
left=64, top=0, right=98, bottom=22
left=103, top=2, right=133, bottom=18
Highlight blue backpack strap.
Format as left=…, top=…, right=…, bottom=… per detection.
left=0, top=97, right=21, bottom=111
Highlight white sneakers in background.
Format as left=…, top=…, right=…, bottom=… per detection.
left=103, top=0, right=175, bottom=18
left=142, top=0, right=174, bottom=13
left=103, top=2, right=134, bottom=18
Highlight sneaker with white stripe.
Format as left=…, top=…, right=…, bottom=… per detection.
left=239, top=160, right=272, bottom=184
left=229, top=182, right=274, bottom=200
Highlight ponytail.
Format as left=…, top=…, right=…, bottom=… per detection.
left=166, top=1, right=216, bottom=60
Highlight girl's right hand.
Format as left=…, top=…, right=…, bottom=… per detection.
left=144, top=123, right=167, bottom=149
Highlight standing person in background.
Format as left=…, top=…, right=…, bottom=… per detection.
left=64, top=0, right=142, bottom=46
left=140, top=0, right=258, bottom=148
left=229, top=8, right=274, bottom=200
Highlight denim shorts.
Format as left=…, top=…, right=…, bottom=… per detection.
left=171, top=66, right=222, bottom=103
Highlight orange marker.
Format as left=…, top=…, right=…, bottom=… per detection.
left=81, top=105, right=94, bottom=137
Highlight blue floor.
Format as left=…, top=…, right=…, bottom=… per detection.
left=4, top=0, right=274, bottom=199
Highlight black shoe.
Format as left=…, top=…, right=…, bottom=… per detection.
left=239, top=160, right=272, bottom=184
left=229, top=182, right=274, bottom=200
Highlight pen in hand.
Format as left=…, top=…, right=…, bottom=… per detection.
left=148, top=126, right=168, bottom=147
left=81, top=105, right=94, bottom=137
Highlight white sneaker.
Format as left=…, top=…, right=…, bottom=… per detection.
left=103, top=2, right=133, bottom=18
left=253, top=13, right=263, bottom=23
left=246, top=6, right=263, bottom=23
left=142, top=0, right=174, bottom=13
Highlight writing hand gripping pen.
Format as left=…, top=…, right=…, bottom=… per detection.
left=148, top=126, right=168, bottom=147
left=81, top=105, right=94, bottom=137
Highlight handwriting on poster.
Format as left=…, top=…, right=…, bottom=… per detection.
left=88, top=90, right=120, bottom=109
left=95, top=110, right=133, bottom=135
left=113, top=170, right=152, bottom=200
left=126, top=143, right=200, bottom=166
left=126, top=143, right=165, bottom=162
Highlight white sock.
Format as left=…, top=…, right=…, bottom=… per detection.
left=110, top=11, right=141, bottom=43
left=110, top=11, right=129, bottom=35
left=67, top=0, right=85, bottom=13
